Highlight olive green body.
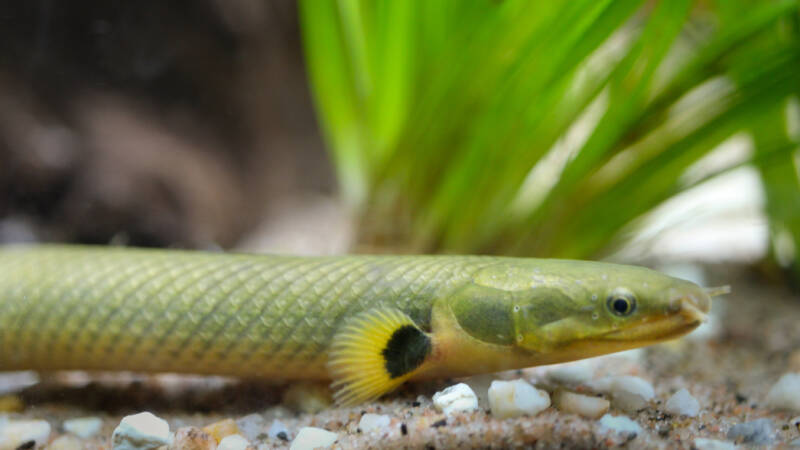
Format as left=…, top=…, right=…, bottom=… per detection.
left=0, top=246, right=497, bottom=378
left=0, top=245, right=710, bottom=390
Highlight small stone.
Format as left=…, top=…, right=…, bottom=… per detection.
left=202, top=419, right=239, bottom=443
left=665, top=388, right=700, bottom=417
left=289, top=427, right=337, bottom=450
left=111, top=412, right=171, bottom=450
left=217, top=434, right=250, bottom=450
left=235, top=414, right=265, bottom=442
left=726, top=418, right=775, bottom=445
left=0, top=419, right=51, bottom=449
left=48, top=435, right=85, bottom=450
left=358, top=414, right=391, bottom=433
left=547, top=361, right=594, bottom=385
left=553, top=391, right=609, bottom=419
left=432, top=383, right=479, bottom=416
left=765, top=373, right=800, bottom=412
left=170, top=427, right=217, bottom=450
left=267, top=420, right=289, bottom=441
left=63, top=416, right=103, bottom=438
left=488, top=379, right=550, bottom=419
left=587, top=376, right=654, bottom=411
left=598, top=414, right=642, bottom=436
left=692, top=438, right=737, bottom=450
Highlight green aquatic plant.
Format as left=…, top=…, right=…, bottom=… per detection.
left=299, top=0, right=800, bottom=275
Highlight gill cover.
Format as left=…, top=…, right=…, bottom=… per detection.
left=449, top=281, right=581, bottom=353
left=510, top=287, right=581, bottom=353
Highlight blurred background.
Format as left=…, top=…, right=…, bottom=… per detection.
left=1, top=0, right=799, bottom=287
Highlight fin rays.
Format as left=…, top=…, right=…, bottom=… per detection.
left=328, top=308, right=431, bottom=406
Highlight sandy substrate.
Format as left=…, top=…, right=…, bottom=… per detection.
left=1, top=266, right=799, bottom=449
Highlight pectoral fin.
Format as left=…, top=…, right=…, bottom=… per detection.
left=328, top=308, right=432, bottom=406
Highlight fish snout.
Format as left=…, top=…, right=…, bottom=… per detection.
left=668, top=285, right=712, bottom=324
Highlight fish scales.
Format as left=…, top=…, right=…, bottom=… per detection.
left=0, top=245, right=716, bottom=404
left=0, top=246, right=488, bottom=377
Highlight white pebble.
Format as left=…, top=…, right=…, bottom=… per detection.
left=289, top=427, right=338, bottom=450
left=726, top=418, right=775, bottom=445
left=587, top=376, right=654, bottom=411
left=693, top=438, right=738, bottom=450
left=267, top=419, right=290, bottom=441
left=0, top=419, right=51, bottom=449
left=665, top=388, right=701, bottom=417
left=488, top=379, right=550, bottom=419
left=63, top=416, right=103, bottom=438
left=547, top=361, right=594, bottom=385
left=432, top=383, right=479, bottom=416
left=598, top=414, right=642, bottom=436
left=765, top=373, right=800, bottom=411
left=48, top=435, right=84, bottom=450
left=553, top=391, right=609, bottom=419
left=111, top=412, right=171, bottom=450
left=358, top=414, right=391, bottom=433
left=236, top=414, right=265, bottom=442
left=217, top=434, right=250, bottom=450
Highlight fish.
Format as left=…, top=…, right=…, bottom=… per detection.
left=0, top=245, right=722, bottom=405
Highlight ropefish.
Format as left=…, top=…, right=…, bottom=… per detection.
left=0, top=245, right=723, bottom=405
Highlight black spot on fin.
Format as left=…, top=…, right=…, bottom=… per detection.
left=383, top=325, right=432, bottom=378
left=328, top=308, right=431, bottom=406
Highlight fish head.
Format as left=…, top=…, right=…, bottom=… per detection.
left=505, top=260, right=718, bottom=358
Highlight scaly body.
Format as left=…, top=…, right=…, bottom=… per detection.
left=0, top=245, right=714, bottom=405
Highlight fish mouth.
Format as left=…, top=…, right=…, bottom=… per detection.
left=600, top=296, right=709, bottom=343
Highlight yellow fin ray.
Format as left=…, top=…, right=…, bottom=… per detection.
left=328, top=308, right=431, bottom=406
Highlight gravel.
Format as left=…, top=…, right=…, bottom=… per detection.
left=170, top=427, right=217, bottom=450
left=726, top=418, right=775, bottom=445
left=664, top=388, right=701, bottom=417
left=692, top=438, right=737, bottom=450
left=0, top=418, right=51, bottom=449
left=586, top=375, right=654, bottom=412
left=358, top=413, right=391, bottom=433
left=488, top=379, right=550, bottom=419
left=111, top=412, right=171, bottom=450
left=217, top=434, right=250, bottom=450
left=63, top=416, right=102, bottom=438
left=48, top=435, right=85, bottom=450
left=432, top=383, right=479, bottom=416
left=598, top=414, right=642, bottom=436
left=202, top=418, right=239, bottom=443
left=290, top=427, right=337, bottom=450
left=765, top=373, right=800, bottom=412
left=552, top=391, right=609, bottom=419
left=267, top=419, right=290, bottom=441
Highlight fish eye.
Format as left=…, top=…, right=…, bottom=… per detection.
left=606, top=292, right=636, bottom=317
